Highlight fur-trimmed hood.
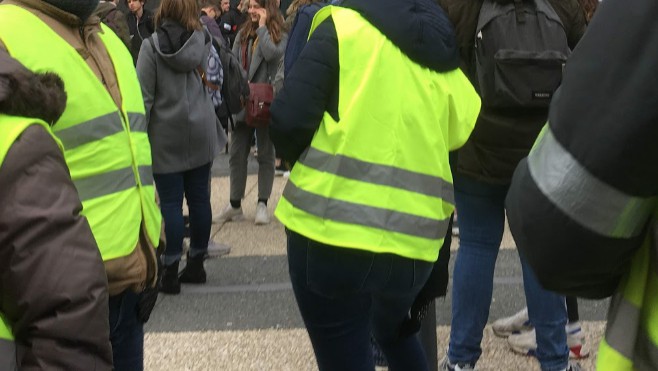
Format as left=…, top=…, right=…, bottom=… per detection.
left=0, top=50, right=67, bottom=125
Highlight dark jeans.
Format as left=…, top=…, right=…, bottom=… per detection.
left=287, top=230, right=433, bottom=371
left=154, top=163, right=212, bottom=266
left=109, top=290, right=144, bottom=371
left=448, top=173, right=568, bottom=371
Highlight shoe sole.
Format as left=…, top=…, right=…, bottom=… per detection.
left=508, top=344, right=590, bottom=360
left=213, top=214, right=244, bottom=224
left=492, top=326, right=531, bottom=338
left=254, top=219, right=270, bottom=225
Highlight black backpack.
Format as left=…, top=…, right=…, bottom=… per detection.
left=214, top=36, right=250, bottom=120
left=474, top=0, right=570, bottom=108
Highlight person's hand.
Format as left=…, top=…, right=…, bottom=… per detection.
left=256, top=8, right=268, bottom=27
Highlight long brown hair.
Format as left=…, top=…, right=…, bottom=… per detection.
left=154, top=0, right=203, bottom=30
left=238, top=0, right=285, bottom=45
left=579, top=0, right=598, bottom=23
left=285, top=0, right=323, bottom=28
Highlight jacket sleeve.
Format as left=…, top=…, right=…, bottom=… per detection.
left=505, top=0, right=658, bottom=299
left=445, top=69, right=481, bottom=151
left=270, top=17, right=339, bottom=164
left=0, top=125, right=112, bottom=370
left=136, top=38, right=156, bottom=125
left=254, top=26, right=287, bottom=63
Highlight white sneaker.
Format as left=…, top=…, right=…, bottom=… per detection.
left=254, top=202, right=270, bottom=225
left=214, top=204, right=243, bottom=223
left=206, top=241, right=231, bottom=258
left=440, top=356, right=476, bottom=371
left=492, top=308, right=531, bottom=337
left=507, top=326, right=590, bottom=359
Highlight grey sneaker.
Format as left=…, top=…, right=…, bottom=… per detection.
left=440, top=356, right=476, bottom=371
left=215, top=204, right=243, bottom=223
left=254, top=202, right=270, bottom=225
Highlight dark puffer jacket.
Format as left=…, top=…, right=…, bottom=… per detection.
left=438, top=0, right=587, bottom=184
left=0, top=51, right=112, bottom=371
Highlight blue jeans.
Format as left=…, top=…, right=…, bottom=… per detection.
left=154, top=163, right=212, bottom=265
left=287, top=230, right=433, bottom=371
left=448, top=174, right=568, bottom=371
left=109, top=290, right=144, bottom=371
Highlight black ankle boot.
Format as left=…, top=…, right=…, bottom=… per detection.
left=179, top=254, right=206, bottom=284
left=160, top=261, right=181, bottom=294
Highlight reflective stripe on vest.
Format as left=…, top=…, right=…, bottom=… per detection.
left=528, top=125, right=656, bottom=238
left=597, top=236, right=658, bottom=371
left=275, top=6, right=480, bottom=262
left=0, top=5, right=162, bottom=260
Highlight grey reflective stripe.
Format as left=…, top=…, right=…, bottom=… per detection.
left=300, top=147, right=455, bottom=204
left=605, top=294, right=641, bottom=359
left=128, top=112, right=147, bottom=133
left=54, top=112, right=123, bottom=149
left=138, top=165, right=154, bottom=186
left=528, top=127, right=655, bottom=238
left=0, top=338, right=17, bottom=371
left=283, top=181, right=449, bottom=240
left=606, top=294, right=658, bottom=370
left=74, top=166, right=136, bottom=201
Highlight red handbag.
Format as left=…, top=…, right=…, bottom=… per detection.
left=245, top=82, right=273, bottom=128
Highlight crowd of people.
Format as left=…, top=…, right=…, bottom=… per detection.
left=1, top=0, right=657, bottom=370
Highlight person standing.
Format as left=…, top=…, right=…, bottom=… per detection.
left=0, top=1, right=162, bottom=370
left=218, top=0, right=247, bottom=47
left=270, top=0, right=480, bottom=369
left=435, top=0, right=586, bottom=370
left=136, top=0, right=220, bottom=295
left=126, top=0, right=154, bottom=63
left=505, top=0, right=658, bottom=369
left=0, top=49, right=113, bottom=371
left=216, top=0, right=287, bottom=226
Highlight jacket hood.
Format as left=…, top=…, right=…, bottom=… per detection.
left=341, top=0, right=459, bottom=72
left=0, top=50, right=67, bottom=125
left=155, top=21, right=209, bottom=72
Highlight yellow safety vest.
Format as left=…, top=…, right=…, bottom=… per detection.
left=597, top=225, right=658, bottom=370
left=0, top=115, right=58, bottom=369
left=0, top=5, right=161, bottom=261
left=275, top=6, right=480, bottom=262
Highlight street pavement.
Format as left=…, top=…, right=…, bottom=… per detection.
left=144, top=153, right=609, bottom=370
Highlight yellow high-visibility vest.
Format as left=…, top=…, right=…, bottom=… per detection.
left=0, top=4, right=161, bottom=261
left=275, top=6, right=480, bottom=262
left=597, top=232, right=658, bottom=370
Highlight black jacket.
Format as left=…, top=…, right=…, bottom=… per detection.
left=438, top=0, right=586, bottom=184
left=270, top=0, right=460, bottom=164
left=218, top=7, right=246, bottom=48
left=127, top=8, right=154, bottom=64
left=506, top=0, right=658, bottom=299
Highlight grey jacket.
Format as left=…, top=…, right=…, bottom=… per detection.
left=232, top=26, right=287, bottom=122
left=137, top=27, right=221, bottom=174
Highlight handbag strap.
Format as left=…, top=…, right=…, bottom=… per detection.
left=196, top=66, right=220, bottom=91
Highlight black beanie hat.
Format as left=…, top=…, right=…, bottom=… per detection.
left=42, top=0, right=100, bottom=22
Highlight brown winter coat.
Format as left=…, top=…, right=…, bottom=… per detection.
left=0, top=51, right=113, bottom=370
left=437, top=0, right=587, bottom=184
left=0, top=0, right=159, bottom=296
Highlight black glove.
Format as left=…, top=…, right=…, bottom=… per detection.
left=399, top=214, right=454, bottom=337
left=137, top=245, right=163, bottom=323
left=137, top=285, right=159, bottom=323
